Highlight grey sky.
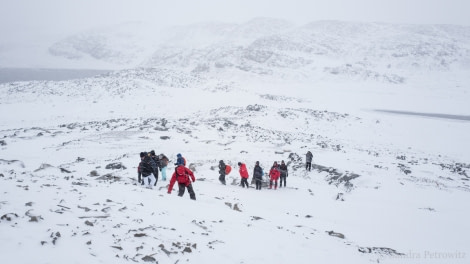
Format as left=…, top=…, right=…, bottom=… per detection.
left=1, top=0, right=469, bottom=38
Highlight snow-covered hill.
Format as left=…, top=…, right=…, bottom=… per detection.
left=1, top=59, right=470, bottom=263
left=3, top=18, right=469, bottom=81
left=42, top=19, right=470, bottom=83
left=1, top=19, right=470, bottom=264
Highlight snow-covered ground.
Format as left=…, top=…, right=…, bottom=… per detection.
left=1, top=20, right=469, bottom=264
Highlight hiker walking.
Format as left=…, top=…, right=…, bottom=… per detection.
left=279, top=160, right=288, bottom=188
left=159, top=153, right=169, bottom=181
left=253, top=161, right=263, bottom=190
left=138, top=152, right=158, bottom=188
left=176, top=153, right=186, bottom=166
left=306, top=151, right=313, bottom=171
left=238, top=162, right=249, bottom=188
left=269, top=161, right=280, bottom=190
left=167, top=164, right=196, bottom=200
left=149, top=150, right=160, bottom=186
left=218, top=160, right=227, bottom=185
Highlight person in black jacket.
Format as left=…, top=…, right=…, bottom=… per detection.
left=306, top=151, right=313, bottom=171
left=218, top=160, right=226, bottom=185
left=149, top=150, right=160, bottom=186
left=137, top=152, right=158, bottom=188
left=253, top=161, right=263, bottom=190
left=279, top=160, right=288, bottom=188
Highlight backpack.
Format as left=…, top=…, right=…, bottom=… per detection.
left=159, top=154, right=169, bottom=167
left=141, top=158, right=153, bottom=176
left=175, top=166, right=189, bottom=183
left=225, top=165, right=232, bottom=175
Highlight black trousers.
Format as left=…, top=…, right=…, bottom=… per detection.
left=306, top=162, right=312, bottom=171
left=255, top=179, right=262, bottom=190
left=178, top=183, right=196, bottom=200
left=219, top=174, right=226, bottom=185
left=279, top=176, right=286, bottom=187
left=241, top=178, right=249, bottom=188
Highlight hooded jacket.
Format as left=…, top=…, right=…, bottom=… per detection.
left=218, top=160, right=226, bottom=176
left=253, top=165, right=263, bottom=180
left=239, top=163, right=249, bottom=179
left=269, top=165, right=281, bottom=181
left=306, top=151, right=313, bottom=163
left=168, top=165, right=195, bottom=193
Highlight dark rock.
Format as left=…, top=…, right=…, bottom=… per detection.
left=72, top=182, right=88, bottom=186
left=159, top=244, right=172, bottom=256
left=34, top=163, right=53, bottom=172
left=60, top=168, right=72, bottom=173
left=1, top=213, right=19, bottom=221
left=51, top=232, right=61, bottom=245
left=160, top=136, right=170, bottom=140
left=78, top=206, right=91, bottom=212
left=336, top=193, right=344, bottom=201
left=141, top=256, right=156, bottom=262
left=89, top=170, right=99, bottom=176
left=0, top=140, right=7, bottom=146
left=183, top=246, right=192, bottom=253
left=398, top=164, right=412, bottom=175
left=29, top=216, right=41, bottom=222
left=105, top=163, right=126, bottom=170
left=188, top=163, right=197, bottom=171
left=95, top=174, right=120, bottom=181
left=358, top=247, right=404, bottom=256
left=233, top=203, right=242, bottom=212
left=327, top=230, right=345, bottom=239
left=246, top=104, right=265, bottom=111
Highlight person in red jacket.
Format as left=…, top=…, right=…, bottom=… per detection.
left=238, top=162, right=249, bottom=188
left=269, top=161, right=281, bottom=190
left=168, top=165, right=196, bottom=200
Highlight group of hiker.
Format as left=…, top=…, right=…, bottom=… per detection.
left=137, top=150, right=169, bottom=187
left=138, top=150, right=315, bottom=200
left=218, top=160, right=289, bottom=190
left=138, top=152, right=197, bottom=200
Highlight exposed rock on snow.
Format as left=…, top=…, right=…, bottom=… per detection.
left=358, top=247, right=404, bottom=257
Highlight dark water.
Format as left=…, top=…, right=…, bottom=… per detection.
left=375, top=109, right=470, bottom=121
left=0, top=68, right=111, bottom=84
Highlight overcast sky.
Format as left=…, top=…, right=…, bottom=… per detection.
left=1, top=0, right=470, bottom=38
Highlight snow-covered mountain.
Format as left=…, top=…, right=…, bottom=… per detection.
left=42, top=18, right=470, bottom=83
left=1, top=18, right=470, bottom=264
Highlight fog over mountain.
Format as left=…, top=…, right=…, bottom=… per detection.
left=3, top=18, right=468, bottom=83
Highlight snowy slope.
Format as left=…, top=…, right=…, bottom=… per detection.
left=1, top=19, right=470, bottom=264
left=1, top=65, right=470, bottom=264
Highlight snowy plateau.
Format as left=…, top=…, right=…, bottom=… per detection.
left=1, top=18, right=470, bottom=264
